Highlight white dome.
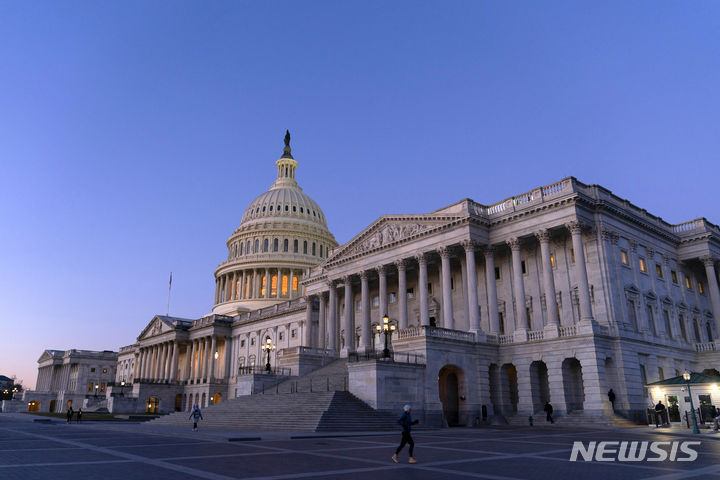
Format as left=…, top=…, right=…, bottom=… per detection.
left=240, top=185, right=329, bottom=229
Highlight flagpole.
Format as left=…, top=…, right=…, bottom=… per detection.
left=167, top=272, right=172, bottom=316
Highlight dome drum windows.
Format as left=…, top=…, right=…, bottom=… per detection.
left=273, top=238, right=279, bottom=252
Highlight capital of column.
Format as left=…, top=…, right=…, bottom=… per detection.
left=534, top=229, right=550, bottom=243
left=359, top=270, right=369, bottom=280
left=460, top=239, right=477, bottom=252
left=628, top=239, right=638, bottom=254
left=646, top=248, right=655, bottom=260
left=375, top=264, right=386, bottom=276
left=436, top=245, right=451, bottom=259
left=506, top=237, right=521, bottom=251
left=483, top=245, right=495, bottom=257
left=701, top=255, right=717, bottom=268
left=394, top=258, right=406, bottom=271
left=415, top=252, right=427, bottom=265
left=342, top=274, right=353, bottom=284
left=566, top=220, right=583, bottom=235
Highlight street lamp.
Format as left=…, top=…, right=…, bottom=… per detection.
left=120, top=380, right=125, bottom=397
left=94, top=384, right=98, bottom=398
left=261, top=338, right=276, bottom=372
left=683, top=370, right=701, bottom=434
left=375, top=314, right=396, bottom=358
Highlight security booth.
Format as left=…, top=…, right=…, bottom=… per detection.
left=646, top=371, right=720, bottom=428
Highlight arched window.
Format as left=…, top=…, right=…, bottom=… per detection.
left=254, top=239, right=259, bottom=253
left=269, top=205, right=273, bottom=211
left=300, top=207, right=304, bottom=213
left=320, top=245, right=323, bottom=257
left=303, top=240, right=308, bottom=254
left=707, top=322, right=714, bottom=342
left=312, top=242, right=316, bottom=256
left=293, top=239, right=298, bottom=253
left=283, top=239, right=289, bottom=252
left=247, top=240, right=251, bottom=254
left=263, top=239, right=269, bottom=252
left=285, top=205, right=288, bottom=211
left=273, top=238, right=279, bottom=252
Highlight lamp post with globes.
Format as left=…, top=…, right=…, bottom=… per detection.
left=683, top=370, right=701, bottom=434
left=120, top=380, right=125, bottom=397
left=261, top=338, right=276, bottom=373
left=375, top=314, right=396, bottom=358
left=94, top=384, right=98, bottom=398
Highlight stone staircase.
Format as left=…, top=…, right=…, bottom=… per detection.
left=150, top=360, right=399, bottom=431
left=508, top=410, right=640, bottom=427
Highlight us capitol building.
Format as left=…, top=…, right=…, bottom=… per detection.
left=16, top=133, right=720, bottom=427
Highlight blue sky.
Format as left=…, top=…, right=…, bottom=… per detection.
left=1, top=1, right=718, bottom=387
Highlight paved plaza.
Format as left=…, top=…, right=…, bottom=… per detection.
left=1, top=415, right=720, bottom=480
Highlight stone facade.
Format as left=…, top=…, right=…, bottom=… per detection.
left=86, top=137, right=720, bottom=425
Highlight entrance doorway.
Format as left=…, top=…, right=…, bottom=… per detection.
left=439, top=365, right=464, bottom=426
left=49, top=400, right=56, bottom=413
left=27, top=401, right=40, bottom=412
left=213, top=393, right=222, bottom=404
left=174, top=394, right=182, bottom=412
left=666, top=395, right=681, bottom=423
left=146, top=397, right=159, bottom=414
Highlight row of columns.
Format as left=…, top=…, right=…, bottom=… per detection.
left=215, top=268, right=302, bottom=304
left=702, top=256, right=720, bottom=336
left=302, top=222, right=596, bottom=353
left=134, top=335, right=232, bottom=384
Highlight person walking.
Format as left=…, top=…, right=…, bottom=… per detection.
left=544, top=401, right=554, bottom=424
left=189, top=404, right=203, bottom=431
left=76, top=408, right=83, bottom=423
left=392, top=404, right=418, bottom=464
left=66, top=406, right=74, bottom=423
left=655, top=401, right=667, bottom=426
left=608, top=389, right=616, bottom=411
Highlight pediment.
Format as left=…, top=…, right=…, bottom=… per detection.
left=325, top=215, right=461, bottom=265
left=624, top=284, right=640, bottom=295
left=37, top=350, right=60, bottom=363
left=137, top=316, right=173, bottom=341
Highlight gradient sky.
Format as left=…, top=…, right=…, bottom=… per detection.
left=1, top=1, right=719, bottom=389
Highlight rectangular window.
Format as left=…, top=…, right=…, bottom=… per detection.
left=656, top=264, right=663, bottom=278
left=356, top=300, right=362, bottom=311
left=291, top=329, right=297, bottom=338
left=240, top=339, right=245, bottom=347
left=271, top=275, right=278, bottom=296
left=250, top=338, right=255, bottom=346
left=570, top=248, right=575, bottom=264
left=100, top=383, right=106, bottom=392
left=389, top=292, right=397, bottom=303
left=406, top=288, right=414, bottom=299
left=664, top=310, right=672, bottom=339
left=620, top=250, right=629, bottom=265
left=494, top=267, right=501, bottom=280
left=88, top=382, right=94, bottom=393
left=261, top=276, right=266, bottom=296
left=279, top=332, right=284, bottom=341
left=671, top=270, right=678, bottom=284
left=647, top=306, right=656, bottom=335
left=372, top=296, right=379, bottom=307
left=293, top=276, right=299, bottom=291
left=658, top=368, right=664, bottom=381
left=699, top=281, right=705, bottom=294
left=550, top=253, right=556, bottom=268
left=90, top=368, right=96, bottom=373
left=679, top=315, right=687, bottom=342
left=281, top=275, right=288, bottom=296
left=639, top=257, right=647, bottom=273
left=521, top=260, right=526, bottom=275
left=685, top=276, right=692, bottom=290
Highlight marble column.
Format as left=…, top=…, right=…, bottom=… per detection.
left=289, top=270, right=295, bottom=299
left=231, top=272, right=237, bottom=300
left=204, top=337, right=212, bottom=380
left=224, top=336, right=232, bottom=378
left=567, top=221, right=594, bottom=323
left=360, top=271, right=371, bottom=353
left=342, top=276, right=355, bottom=356
left=416, top=253, right=430, bottom=326
left=208, top=335, right=217, bottom=381
left=169, top=341, right=178, bottom=382
left=158, top=343, right=167, bottom=382
left=536, top=229, right=559, bottom=327
left=507, top=237, right=529, bottom=331
left=277, top=268, right=282, bottom=299
left=396, top=259, right=408, bottom=329
left=378, top=265, right=388, bottom=319
left=702, top=256, right=720, bottom=337
left=327, top=282, right=337, bottom=353
left=304, top=297, right=314, bottom=347
left=485, top=246, right=500, bottom=334
left=318, top=293, right=327, bottom=349
left=184, top=342, right=192, bottom=382
left=240, top=271, right=247, bottom=299
left=438, top=246, right=454, bottom=329
left=264, top=268, right=270, bottom=298
left=462, top=240, right=480, bottom=334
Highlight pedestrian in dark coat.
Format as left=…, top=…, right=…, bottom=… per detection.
left=66, top=407, right=74, bottom=423
left=76, top=408, right=83, bottom=423
left=392, top=404, right=419, bottom=464
left=189, top=404, right=203, bottom=431
left=544, top=401, right=554, bottom=424
left=608, top=389, right=616, bottom=411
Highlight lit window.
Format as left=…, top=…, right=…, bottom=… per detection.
left=261, top=276, right=266, bottom=296
left=699, top=281, right=705, bottom=294
left=293, top=276, right=299, bottom=291
left=550, top=253, right=556, bottom=268
left=87, top=382, right=94, bottom=392
left=639, top=258, right=647, bottom=273
left=389, top=292, right=397, bottom=303
left=686, top=276, right=692, bottom=290
left=570, top=248, right=575, bottom=264
left=102, top=368, right=107, bottom=374
left=620, top=250, right=629, bottom=265
left=372, top=296, right=379, bottom=307
left=671, top=270, right=678, bottom=284
left=100, top=383, right=106, bottom=392
left=271, top=275, right=278, bottom=296
left=656, top=264, right=663, bottom=278
left=281, top=275, right=288, bottom=296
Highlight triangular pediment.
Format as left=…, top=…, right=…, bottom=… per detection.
left=37, top=350, right=62, bottom=363
left=325, top=214, right=462, bottom=265
left=137, top=316, right=174, bottom=341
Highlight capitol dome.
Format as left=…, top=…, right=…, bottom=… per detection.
left=212, top=132, right=338, bottom=315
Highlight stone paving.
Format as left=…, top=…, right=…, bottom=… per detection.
left=2, top=414, right=720, bottom=480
